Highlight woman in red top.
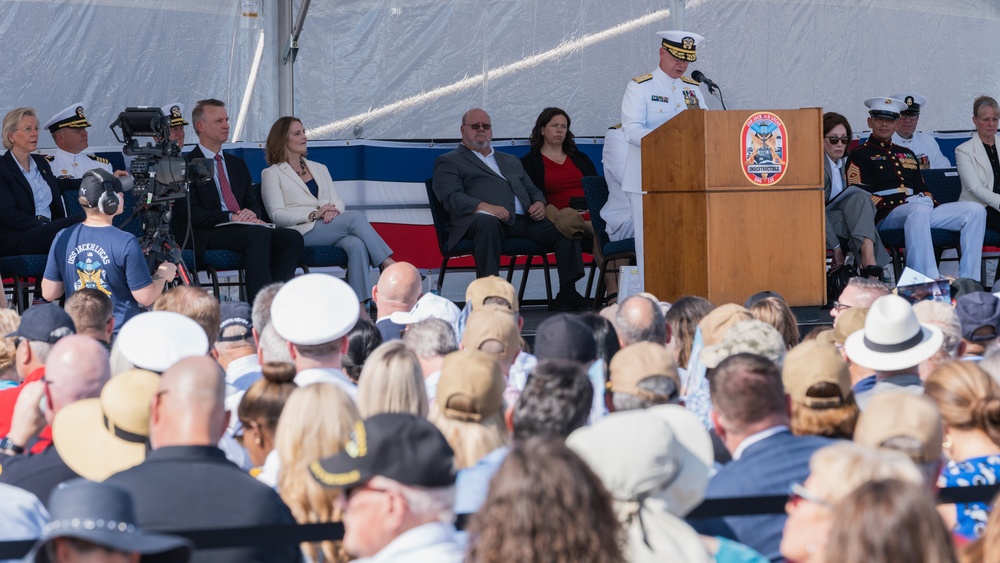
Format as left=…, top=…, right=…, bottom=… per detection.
left=522, top=108, right=622, bottom=301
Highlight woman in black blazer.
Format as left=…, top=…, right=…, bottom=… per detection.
left=521, top=107, right=618, bottom=299
left=0, top=107, right=81, bottom=257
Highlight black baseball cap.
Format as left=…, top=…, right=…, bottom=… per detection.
left=218, top=301, right=253, bottom=342
left=7, top=303, right=75, bottom=344
left=309, top=413, right=456, bottom=489
left=956, top=292, right=1000, bottom=342
left=533, top=314, right=597, bottom=363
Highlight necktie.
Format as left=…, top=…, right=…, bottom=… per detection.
left=215, top=154, right=241, bottom=213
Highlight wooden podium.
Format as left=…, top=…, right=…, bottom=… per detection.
left=642, top=108, right=825, bottom=306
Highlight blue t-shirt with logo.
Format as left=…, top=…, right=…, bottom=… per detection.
left=44, top=223, right=153, bottom=330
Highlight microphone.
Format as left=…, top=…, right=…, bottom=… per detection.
left=691, top=70, right=719, bottom=93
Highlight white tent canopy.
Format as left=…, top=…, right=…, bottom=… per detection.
left=4, top=0, right=997, bottom=148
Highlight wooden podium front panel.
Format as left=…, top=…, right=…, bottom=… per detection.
left=645, top=189, right=825, bottom=306
left=704, top=110, right=824, bottom=191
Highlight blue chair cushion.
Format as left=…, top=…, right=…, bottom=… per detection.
left=0, top=255, right=48, bottom=276
left=602, top=238, right=635, bottom=257
left=986, top=229, right=1000, bottom=247
left=182, top=249, right=245, bottom=272
left=301, top=245, right=349, bottom=268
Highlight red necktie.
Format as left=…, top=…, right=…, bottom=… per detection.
left=215, top=154, right=241, bottom=213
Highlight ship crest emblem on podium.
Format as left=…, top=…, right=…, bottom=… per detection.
left=740, top=112, right=788, bottom=186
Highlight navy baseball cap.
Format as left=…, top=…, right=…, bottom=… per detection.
left=7, top=304, right=75, bottom=344
left=218, top=301, right=253, bottom=342
left=309, top=413, right=456, bottom=489
left=956, top=292, right=1000, bottom=342
left=533, top=314, right=597, bottom=363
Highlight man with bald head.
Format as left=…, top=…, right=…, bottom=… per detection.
left=372, top=261, right=423, bottom=341
left=432, top=108, right=587, bottom=311
left=614, top=294, right=667, bottom=347
left=106, top=356, right=298, bottom=563
left=0, top=335, right=109, bottom=505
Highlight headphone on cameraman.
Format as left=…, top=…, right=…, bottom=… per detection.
left=80, top=168, right=121, bottom=215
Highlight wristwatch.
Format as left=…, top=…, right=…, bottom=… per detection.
left=0, top=436, right=24, bottom=455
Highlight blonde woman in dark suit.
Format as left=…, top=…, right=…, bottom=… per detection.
left=261, top=117, right=395, bottom=301
left=956, top=96, right=1000, bottom=233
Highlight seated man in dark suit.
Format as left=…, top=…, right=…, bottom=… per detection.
left=432, top=108, right=587, bottom=310
left=178, top=99, right=303, bottom=302
left=106, top=356, right=299, bottom=563
left=688, top=353, right=831, bottom=562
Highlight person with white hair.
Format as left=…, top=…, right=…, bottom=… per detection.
left=309, top=413, right=462, bottom=562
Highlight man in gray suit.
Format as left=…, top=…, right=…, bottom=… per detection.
left=432, top=108, right=587, bottom=310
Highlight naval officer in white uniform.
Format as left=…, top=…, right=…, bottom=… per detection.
left=43, top=103, right=115, bottom=179
left=890, top=92, right=952, bottom=169
left=621, top=30, right=707, bottom=288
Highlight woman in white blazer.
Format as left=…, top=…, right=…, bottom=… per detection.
left=956, top=95, right=1000, bottom=233
left=261, top=117, right=395, bottom=300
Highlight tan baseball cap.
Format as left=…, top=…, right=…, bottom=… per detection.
left=833, top=307, right=868, bottom=345
left=466, top=276, right=519, bottom=312
left=782, top=340, right=851, bottom=407
left=462, top=307, right=520, bottom=359
left=609, top=342, right=680, bottom=402
left=436, top=350, right=505, bottom=422
left=854, top=392, right=942, bottom=465
left=698, top=304, right=752, bottom=346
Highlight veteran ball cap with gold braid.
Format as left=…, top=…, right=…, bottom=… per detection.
left=891, top=92, right=926, bottom=115
left=161, top=103, right=188, bottom=127
left=43, top=102, right=93, bottom=133
left=657, top=30, right=704, bottom=62
left=865, top=97, right=908, bottom=120
left=309, top=413, right=456, bottom=489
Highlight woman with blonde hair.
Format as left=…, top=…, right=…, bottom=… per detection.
left=356, top=341, right=428, bottom=418
left=925, top=360, right=1000, bottom=540
left=275, top=383, right=361, bottom=563
left=780, top=441, right=924, bottom=562
left=751, top=296, right=800, bottom=349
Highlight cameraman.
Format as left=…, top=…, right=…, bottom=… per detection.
left=41, top=170, right=177, bottom=331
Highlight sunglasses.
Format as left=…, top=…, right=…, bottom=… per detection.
left=788, top=482, right=832, bottom=509
left=825, top=136, right=850, bottom=145
left=465, top=122, right=492, bottom=131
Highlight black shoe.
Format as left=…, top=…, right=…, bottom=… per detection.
left=552, top=289, right=589, bottom=311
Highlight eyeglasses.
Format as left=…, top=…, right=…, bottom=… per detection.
left=832, top=301, right=851, bottom=312
left=825, top=136, right=850, bottom=145
left=12, top=337, right=23, bottom=348
left=788, top=482, right=832, bottom=509
left=465, top=122, right=492, bottom=131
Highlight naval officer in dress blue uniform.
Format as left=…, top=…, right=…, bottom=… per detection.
left=621, top=30, right=707, bottom=288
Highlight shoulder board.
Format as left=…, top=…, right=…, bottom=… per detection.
left=43, top=154, right=55, bottom=162
left=87, top=154, right=110, bottom=164
left=681, top=75, right=700, bottom=85
left=609, top=123, right=622, bottom=130
left=631, top=73, right=653, bottom=84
